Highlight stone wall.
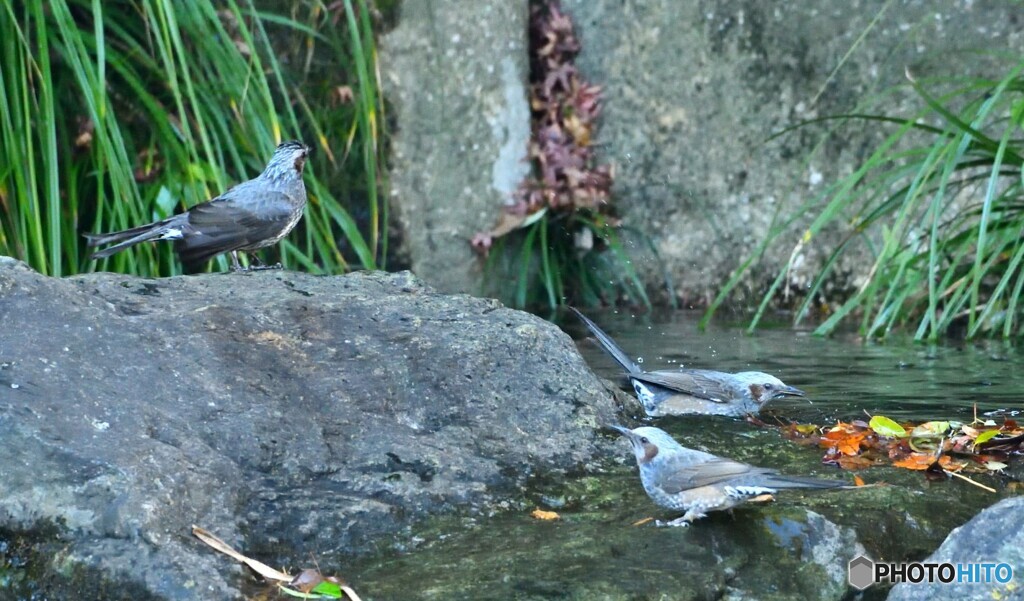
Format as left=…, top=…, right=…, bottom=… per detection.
left=382, top=0, right=1024, bottom=306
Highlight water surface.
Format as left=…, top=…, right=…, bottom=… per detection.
left=341, top=310, right=1021, bottom=600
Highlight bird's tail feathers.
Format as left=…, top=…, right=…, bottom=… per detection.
left=569, top=307, right=642, bottom=375
left=761, top=474, right=854, bottom=490
left=85, top=219, right=176, bottom=260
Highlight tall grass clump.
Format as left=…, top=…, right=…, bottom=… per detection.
left=703, top=56, right=1024, bottom=340
left=0, top=0, right=385, bottom=277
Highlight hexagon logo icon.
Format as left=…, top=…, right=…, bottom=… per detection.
left=848, top=555, right=875, bottom=590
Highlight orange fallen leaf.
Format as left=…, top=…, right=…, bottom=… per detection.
left=892, top=454, right=965, bottom=471
left=854, top=475, right=866, bottom=487
left=837, top=454, right=875, bottom=470
left=821, top=428, right=868, bottom=456
left=531, top=509, right=560, bottom=521
left=891, top=454, right=934, bottom=470
left=840, top=434, right=867, bottom=456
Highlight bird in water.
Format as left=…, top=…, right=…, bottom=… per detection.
left=85, top=140, right=310, bottom=272
left=571, top=308, right=805, bottom=416
left=611, top=425, right=854, bottom=526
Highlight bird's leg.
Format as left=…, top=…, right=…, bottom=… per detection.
left=229, top=251, right=249, bottom=273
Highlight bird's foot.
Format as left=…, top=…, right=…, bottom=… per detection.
left=248, top=262, right=283, bottom=271
left=657, top=514, right=700, bottom=528
left=657, top=509, right=707, bottom=527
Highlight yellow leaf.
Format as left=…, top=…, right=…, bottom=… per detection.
left=974, top=430, right=1000, bottom=445
left=531, top=509, right=560, bottom=521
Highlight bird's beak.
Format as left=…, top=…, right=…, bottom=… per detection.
left=776, top=385, right=805, bottom=399
left=608, top=424, right=642, bottom=450
left=608, top=424, right=633, bottom=437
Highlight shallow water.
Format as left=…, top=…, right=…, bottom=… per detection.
left=572, top=310, right=1022, bottom=424
left=341, top=310, right=1021, bottom=600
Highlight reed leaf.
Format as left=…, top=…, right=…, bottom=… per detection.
left=0, top=0, right=384, bottom=277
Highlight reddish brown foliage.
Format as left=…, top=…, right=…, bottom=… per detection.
left=472, top=1, right=615, bottom=253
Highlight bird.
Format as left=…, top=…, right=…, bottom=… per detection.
left=85, top=140, right=311, bottom=272
left=570, top=308, right=805, bottom=416
left=611, top=425, right=852, bottom=526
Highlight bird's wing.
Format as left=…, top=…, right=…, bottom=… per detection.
left=654, top=457, right=770, bottom=494
left=633, top=369, right=739, bottom=403
left=175, top=187, right=296, bottom=265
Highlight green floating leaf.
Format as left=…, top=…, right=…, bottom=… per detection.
left=278, top=585, right=334, bottom=599
left=311, top=581, right=343, bottom=598
left=974, top=429, right=1000, bottom=445
left=869, top=415, right=907, bottom=438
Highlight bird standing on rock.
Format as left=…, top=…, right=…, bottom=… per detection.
left=611, top=425, right=852, bottom=526
left=85, top=140, right=310, bottom=272
left=570, top=308, right=805, bottom=416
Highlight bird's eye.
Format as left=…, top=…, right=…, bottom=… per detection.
left=640, top=437, right=649, bottom=444
left=763, top=383, right=773, bottom=390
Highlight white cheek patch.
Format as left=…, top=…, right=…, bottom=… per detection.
left=159, top=228, right=184, bottom=240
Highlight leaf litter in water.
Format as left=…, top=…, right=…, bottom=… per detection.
left=780, top=410, right=1023, bottom=492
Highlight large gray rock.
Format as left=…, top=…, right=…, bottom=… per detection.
left=382, top=0, right=1024, bottom=305
left=381, top=0, right=531, bottom=294
left=887, top=496, right=1024, bottom=601
left=0, top=257, right=616, bottom=599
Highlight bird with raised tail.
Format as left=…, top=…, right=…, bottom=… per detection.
left=571, top=308, right=805, bottom=416
left=85, top=140, right=310, bottom=272
left=612, top=425, right=854, bottom=526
